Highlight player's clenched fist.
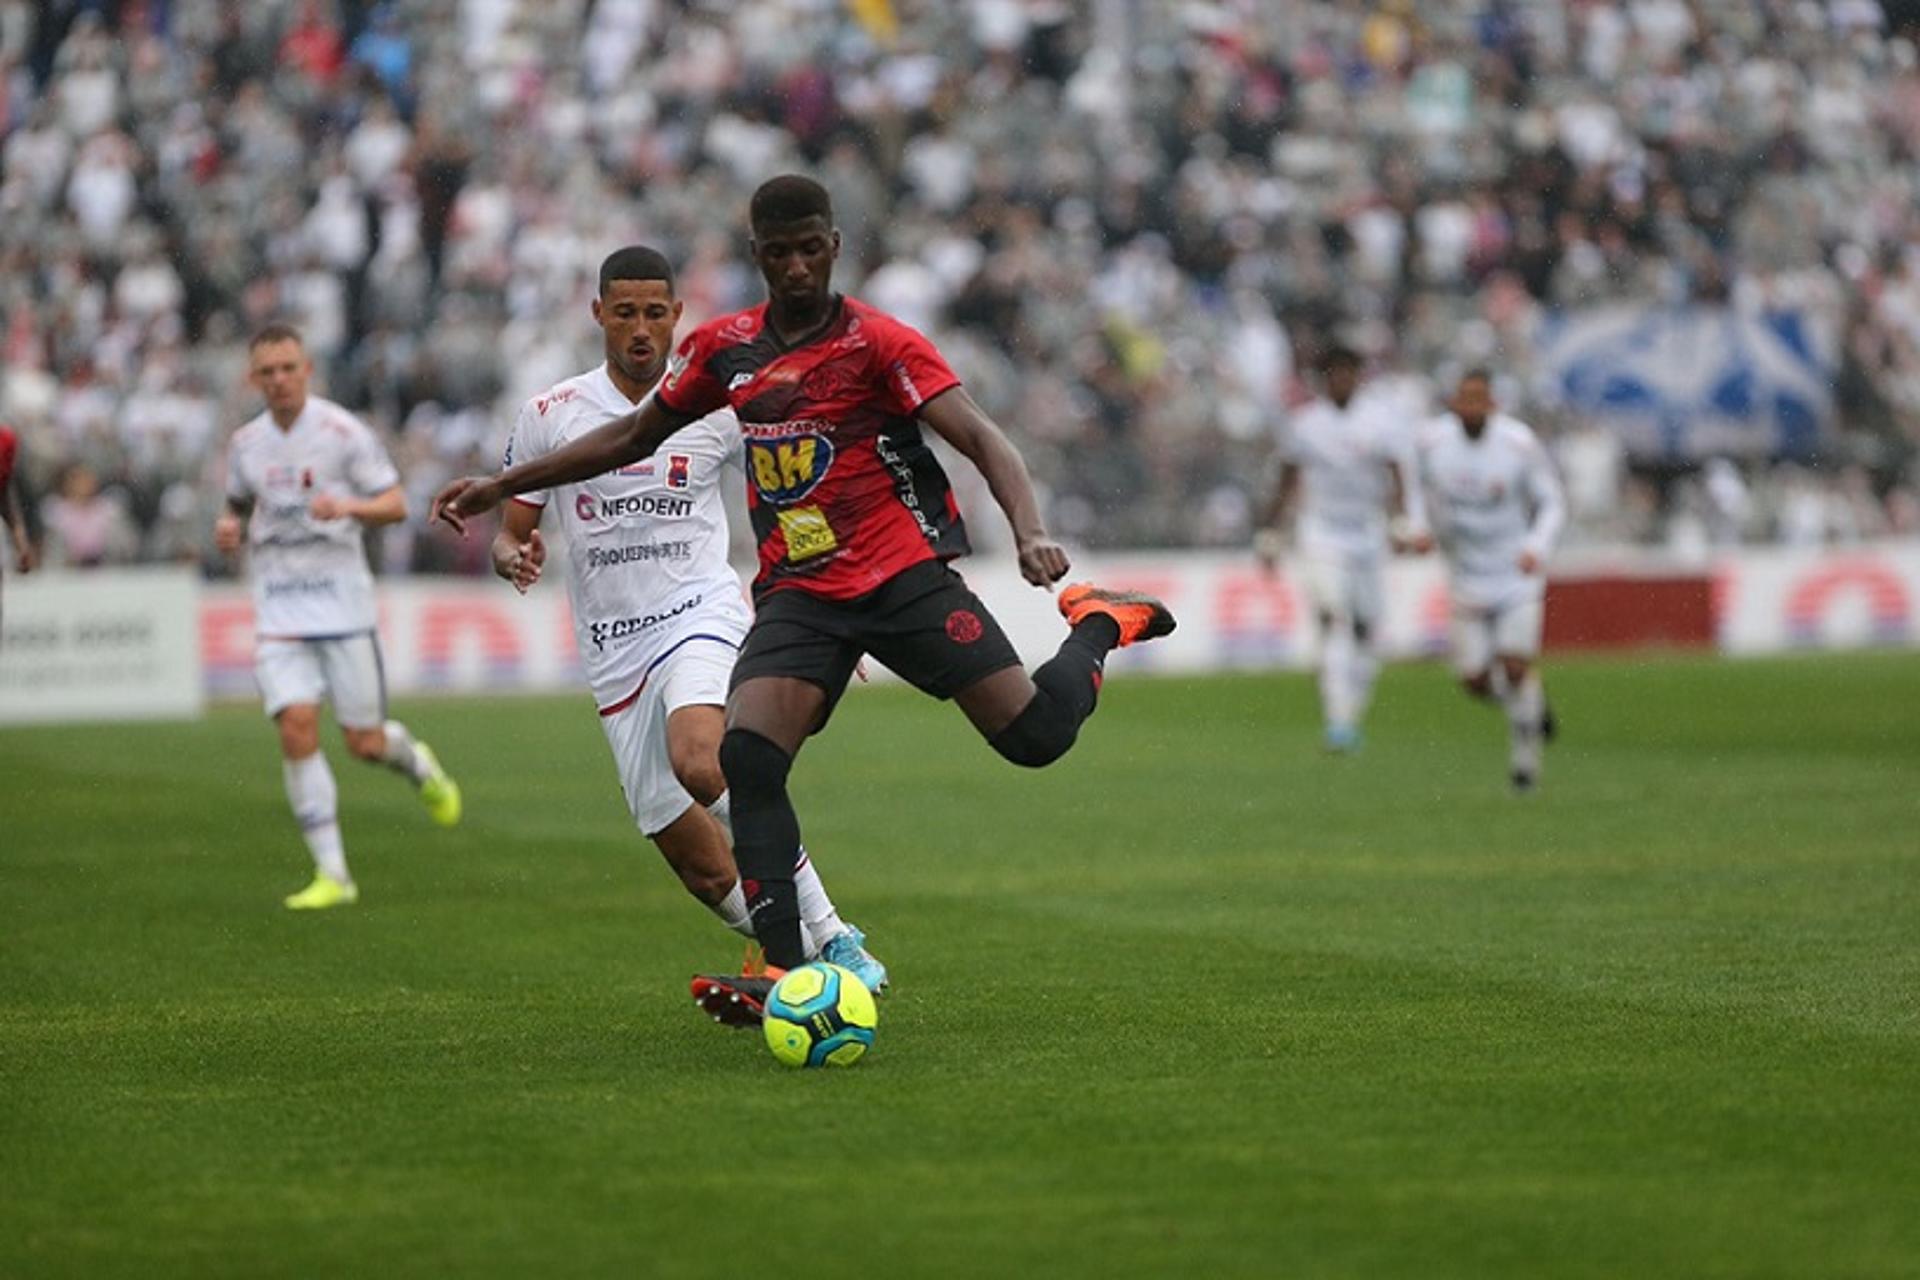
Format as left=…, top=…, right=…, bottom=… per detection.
left=1016, top=535, right=1070, bottom=587
left=431, top=475, right=504, bottom=535
left=213, top=511, right=245, bottom=554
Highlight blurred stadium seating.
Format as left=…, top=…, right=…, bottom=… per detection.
left=3, top=0, right=1919, bottom=578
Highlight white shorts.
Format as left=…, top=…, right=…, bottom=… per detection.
left=598, top=638, right=736, bottom=837
left=1300, top=550, right=1384, bottom=631
left=256, top=631, right=387, bottom=728
left=1450, top=595, right=1544, bottom=677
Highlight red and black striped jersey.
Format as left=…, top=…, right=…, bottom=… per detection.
left=656, top=295, right=969, bottom=601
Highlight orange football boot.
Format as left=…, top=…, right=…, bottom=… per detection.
left=1057, top=583, right=1177, bottom=647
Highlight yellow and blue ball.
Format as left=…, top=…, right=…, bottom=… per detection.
left=762, top=962, right=877, bottom=1068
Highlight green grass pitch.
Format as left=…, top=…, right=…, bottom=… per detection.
left=3, top=653, right=1918, bottom=1278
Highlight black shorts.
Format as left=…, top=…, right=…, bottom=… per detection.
left=732, top=560, right=1022, bottom=727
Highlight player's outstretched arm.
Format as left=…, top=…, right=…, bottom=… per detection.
left=917, top=386, right=1068, bottom=586
left=432, top=399, right=695, bottom=535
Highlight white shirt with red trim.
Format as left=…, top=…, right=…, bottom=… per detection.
left=505, top=364, right=750, bottom=711
left=224, top=397, right=399, bottom=638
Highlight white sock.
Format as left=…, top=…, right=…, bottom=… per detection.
left=706, top=796, right=821, bottom=954
left=284, top=752, right=350, bottom=884
left=378, top=719, right=433, bottom=784
left=1503, top=669, right=1545, bottom=775
left=1350, top=645, right=1380, bottom=723
left=795, top=848, right=847, bottom=950
left=1319, top=628, right=1357, bottom=732
left=712, top=881, right=754, bottom=938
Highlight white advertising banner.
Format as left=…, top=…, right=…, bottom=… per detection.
left=0, top=568, right=205, bottom=724
left=189, top=543, right=1920, bottom=702
left=1714, top=544, right=1920, bottom=655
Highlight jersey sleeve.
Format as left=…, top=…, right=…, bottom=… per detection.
left=346, top=421, right=401, bottom=496
left=1519, top=429, right=1567, bottom=559
left=223, top=431, right=252, bottom=502
left=656, top=323, right=731, bottom=420
left=874, top=318, right=962, bottom=416
left=502, top=398, right=554, bottom=507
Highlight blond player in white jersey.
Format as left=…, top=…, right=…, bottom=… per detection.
left=1256, top=346, right=1422, bottom=752
left=490, top=246, right=884, bottom=1004
left=215, top=324, right=461, bottom=909
left=1409, top=368, right=1566, bottom=791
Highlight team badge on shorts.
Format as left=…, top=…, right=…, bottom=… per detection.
left=945, top=609, right=984, bottom=644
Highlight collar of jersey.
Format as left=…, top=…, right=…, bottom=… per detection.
left=762, top=294, right=845, bottom=354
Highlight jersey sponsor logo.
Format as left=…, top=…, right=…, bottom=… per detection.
left=728, top=371, right=754, bottom=391
left=535, top=387, right=582, bottom=417
left=584, top=540, right=693, bottom=568
left=616, top=460, right=656, bottom=477
left=575, top=492, right=696, bottom=521
left=888, top=359, right=923, bottom=408
left=945, top=609, right=983, bottom=644
left=585, top=595, right=701, bottom=651
left=776, top=505, right=838, bottom=562
left=266, top=465, right=300, bottom=489
left=264, top=574, right=339, bottom=598
left=747, top=429, right=834, bottom=505
left=666, top=453, right=691, bottom=491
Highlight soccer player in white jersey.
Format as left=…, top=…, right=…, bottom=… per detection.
left=1409, top=368, right=1566, bottom=792
left=215, top=324, right=462, bottom=909
left=491, top=246, right=885, bottom=1004
left=1255, top=346, right=1422, bottom=752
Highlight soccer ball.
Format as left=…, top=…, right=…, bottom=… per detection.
left=762, top=962, right=877, bottom=1068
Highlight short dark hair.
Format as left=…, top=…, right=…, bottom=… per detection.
left=599, top=245, right=674, bottom=297
left=249, top=322, right=305, bottom=350
left=1319, top=344, right=1361, bottom=373
left=750, top=175, right=833, bottom=233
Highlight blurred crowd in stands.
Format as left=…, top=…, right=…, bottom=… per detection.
left=2, top=0, right=1919, bottom=574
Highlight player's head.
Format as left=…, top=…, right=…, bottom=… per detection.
left=594, top=245, right=682, bottom=388
left=248, top=323, right=311, bottom=421
left=1319, top=344, right=1362, bottom=406
left=1453, top=367, right=1495, bottom=431
left=748, top=175, right=839, bottom=314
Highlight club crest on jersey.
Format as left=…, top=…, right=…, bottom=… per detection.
left=666, top=453, right=692, bottom=490
left=745, top=427, right=834, bottom=505
left=301, top=468, right=314, bottom=490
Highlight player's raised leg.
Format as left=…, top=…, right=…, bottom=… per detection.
left=332, top=634, right=462, bottom=826
left=970, top=582, right=1173, bottom=768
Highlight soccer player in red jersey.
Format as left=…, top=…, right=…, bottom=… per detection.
left=434, top=176, right=1174, bottom=995
left=0, top=423, right=37, bottom=624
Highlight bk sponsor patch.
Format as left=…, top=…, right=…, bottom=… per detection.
left=777, top=506, right=838, bottom=562
left=748, top=430, right=834, bottom=505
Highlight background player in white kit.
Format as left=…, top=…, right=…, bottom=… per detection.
left=489, top=247, right=885, bottom=1003
left=1255, top=346, right=1422, bottom=752
left=1409, top=368, right=1566, bottom=792
left=215, top=324, right=462, bottom=909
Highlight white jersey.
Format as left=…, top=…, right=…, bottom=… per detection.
left=1414, top=411, right=1566, bottom=609
left=1282, top=394, right=1406, bottom=558
left=224, top=397, right=399, bottom=638
left=505, top=364, right=749, bottom=710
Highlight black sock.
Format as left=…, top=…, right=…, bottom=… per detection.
left=716, top=729, right=805, bottom=968
left=988, top=617, right=1119, bottom=767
